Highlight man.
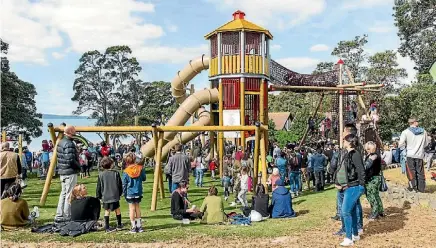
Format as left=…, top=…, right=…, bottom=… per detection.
left=168, top=143, right=191, bottom=192
left=0, top=142, right=21, bottom=195
left=55, top=126, right=81, bottom=222
left=309, top=148, right=326, bottom=191
left=273, top=143, right=281, bottom=159
left=24, top=147, right=33, bottom=174
left=234, top=146, right=244, bottom=168
left=398, top=118, right=430, bottom=193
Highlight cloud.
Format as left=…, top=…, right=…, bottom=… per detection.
left=35, top=83, right=78, bottom=115
left=275, top=57, right=321, bottom=72
left=134, top=44, right=208, bottom=63
left=342, top=0, right=393, bottom=9
left=167, top=24, right=178, bottom=33
left=310, top=44, right=330, bottom=52
left=271, top=44, right=282, bottom=51
left=206, top=0, right=326, bottom=28
left=368, top=21, right=395, bottom=33
left=51, top=52, right=66, bottom=60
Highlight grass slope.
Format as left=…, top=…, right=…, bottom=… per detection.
left=2, top=169, right=337, bottom=243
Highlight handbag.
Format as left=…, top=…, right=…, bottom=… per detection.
left=379, top=170, right=388, bottom=192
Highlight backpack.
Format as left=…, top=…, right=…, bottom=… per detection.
left=288, top=155, right=299, bottom=171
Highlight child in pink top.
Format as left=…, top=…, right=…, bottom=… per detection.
left=267, top=168, right=281, bottom=191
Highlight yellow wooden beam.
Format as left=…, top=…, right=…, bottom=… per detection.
left=40, top=133, right=63, bottom=206
left=151, top=131, right=164, bottom=211
left=253, top=123, right=260, bottom=187
left=53, top=125, right=268, bottom=133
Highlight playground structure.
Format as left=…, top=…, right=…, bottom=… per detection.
left=39, top=11, right=383, bottom=211
left=1, top=130, right=24, bottom=161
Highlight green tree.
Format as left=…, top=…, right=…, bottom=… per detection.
left=313, top=62, right=335, bottom=75
left=394, top=0, right=436, bottom=75
left=1, top=39, right=42, bottom=143
left=138, top=81, right=177, bottom=125
left=331, top=35, right=368, bottom=80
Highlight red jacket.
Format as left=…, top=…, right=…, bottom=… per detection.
left=209, top=161, right=217, bottom=171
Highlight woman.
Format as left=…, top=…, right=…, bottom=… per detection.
left=364, top=141, right=384, bottom=220
left=1, top=183, right=29, bottom=229
left=70, top=184, right=101, bottom=222
left=275, top=152, right=288, bottom=182
left=335, top=134, right=365, bottom=247
left=199, top=186, right=226, bottom=224
left=194, top=152, right=205, bottom=187
left=270, top=179, right=296, bottom=218
left=251, top=184, right=269, bottom=218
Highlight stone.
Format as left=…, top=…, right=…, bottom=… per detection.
left=429, top=200, right=436, bottom=210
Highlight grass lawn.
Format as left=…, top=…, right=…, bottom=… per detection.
left=1, top=169, right=338, bottom=243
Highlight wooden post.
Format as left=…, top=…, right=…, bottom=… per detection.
left=240, top=78, right=245, bottom=149
left=18, top=133, right=23, bottom=160
left=151, top=131, right=164, bottom=211
left=40, top=133, right=63, bottom=206
left=299, top=93, right=325, bottom=147
left=209, top=116, right=215, bottom=159
left=1, top=130, right=5, bottom=142
left=259, top=79, right=265, bottom=125
left=104, top=132, right=110, bottom=145
left=190, top=84, right=195, bottom=150
left=48, top=123, right=57, bottom=145
left=152, top=124, right=165, bottom=199
left=253, top=122, right=261, bottom=187
left=134, top=116, right=141, bottom=143
left=218, top=79, right=224, bottom=178
left=357, top=94, right=369, bottom=117
left=339, top=63, right=344, bottom=148
left=260, top=130, right=267, bottom=188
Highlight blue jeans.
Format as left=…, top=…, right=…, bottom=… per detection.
left=289, top=171, right=301, bottom=193
left=400, top=155, right=406, bottom=174
left=195, top=168, right=204, bottom=187
left=341, top=185, right=365, bottom=239
left=167, top=175, right=173, bottom=194
left=338, top=190, right=363, bottom=231
left=171, top=182, right=179, bottom=193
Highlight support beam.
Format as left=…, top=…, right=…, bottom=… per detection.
left=152, top=124, right=165, bottom=199
left=339, top=63, right=344, bottom=148
left=1, top=130, right=5, bottom=142
left=253, top=123, right=260, bottom=187
left=260, top=130, right=267, bottom=189
left=151, top=131, right=164, bottom=211
left=259, top=79, right=265, bottom=125
left=218, top=79, right=224, bottom=178
left=48, top=123, right=57, bottom=145
left=270, top=85, right=380, bottom=92
left=40, top=133, right=63, bottom=206
left=299, top=93, right=325, bottom=147
left=18, top=134, right=23, bottom=162
left=53, top=125, right=268, bottom=133
left=190, top=84, right=195, bottom=150
left=240, top=77, right=246, bottom=149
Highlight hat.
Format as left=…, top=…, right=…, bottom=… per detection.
left=275, top=179, right=285, bottom=186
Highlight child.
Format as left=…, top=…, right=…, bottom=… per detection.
left=209, top=158, right=217, bottom=180
left=222, top=171, right=231, bottom=201
left=267, top=168, right=281, bottom=191
left=122, top=152, right=146, bottom=233
left=96, top=157, right=123, bottom=232
left=79, top=148, right=88, bottom=179
left=238, top=167, right=249, bottom=207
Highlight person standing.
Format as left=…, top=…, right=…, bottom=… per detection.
left=363, top=142, right=384, bottom=220
left=398, top=118, right=431, bottom=192
left=168, top=143, right=191, bottom=192
left=0, top=142, right=21, bottom=195
left=424, top=133, right=435, bottom=171
left=55, top=126, right=81, bottom=222
left=310, top=148, right=326, bottom=192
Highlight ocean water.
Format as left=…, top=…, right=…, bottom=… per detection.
left=27, top=117, right=99, bottom=152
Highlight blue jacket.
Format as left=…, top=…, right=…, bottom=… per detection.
left=275, top=157, right=287, bottom=179
left=271, top=186, right=295, bottom=218
left=122, top=165, right=146, bottom=198
left=311, top=153, right=326, bottom=172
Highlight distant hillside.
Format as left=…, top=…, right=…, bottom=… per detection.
left=42, top=114, right=90, bottom=119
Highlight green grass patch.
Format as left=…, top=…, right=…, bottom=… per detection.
left=2, top=169, right=337, bottom=243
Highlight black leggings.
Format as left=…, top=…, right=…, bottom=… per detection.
left=86, top=165, right=91, bottom=176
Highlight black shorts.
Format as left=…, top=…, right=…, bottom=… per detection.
left=103, top=201, right=120, bottom=211
left=125, top=197, right=142, bottom=204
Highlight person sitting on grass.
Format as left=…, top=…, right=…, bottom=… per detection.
left=199, top=186, right=226, bottom=224
left=251, top=184, right=270, bottom=218
left=270, top=179, right=296, bottom=218
left=171, top=181, right=202, bottom=221
left=122, top=152, right=146, bottom=233
left=70, top=184, right=101, bottom=222
left=1, top=183, right=29, bottom=230
left=96, top=157, right=123, bottom=233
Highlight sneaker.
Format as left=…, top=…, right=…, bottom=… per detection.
left=334, top=230, right=345, bottom=236
left=105, top=227, right=117, bottom=233
left=137, top=227, right=144, bottom=233
left=358, top=228, right=363, bottom=235
left=129, top=227, right=137, bottom=233
left=224, top=197, right=228, bottom=201
left=230, top=202, right=237, bottom=207
left=352, top=235, right=360, bottom=241
left=331, top=215, right=341, bottom=221
left=296, top=191, right=299, bottom=197
left=368, top=213, right=379, bottom=220
left=340, top=238, right=354, bottom=246
left=32, top=206, right=40, bottom=218
left=116, top=224, right=124, bottom=231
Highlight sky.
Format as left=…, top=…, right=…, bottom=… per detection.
left=1, top=0, right=417, bottom=116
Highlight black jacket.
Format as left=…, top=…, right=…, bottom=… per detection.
left=96, top=170, right=122, bottom=203
left=364, top=153, right=381, bottom=182
left=70, top=197, right=101, bottom=222
left=171, top=191, right=186, bottom=218
left=56, top=137, right=80, bottom=175
left=251, top=194, right=270, bottom=217
left=334, top=149, right=365, bottom=187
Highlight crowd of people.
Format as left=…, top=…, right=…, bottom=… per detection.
left=0, top=115, right=434, bottom=246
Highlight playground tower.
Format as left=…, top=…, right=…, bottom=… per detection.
left=204, top=10, right=272, bottom=167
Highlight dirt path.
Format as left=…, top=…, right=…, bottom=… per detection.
left=3, top=201, right=435, bottom=248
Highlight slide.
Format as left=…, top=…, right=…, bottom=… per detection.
left=141, top=55, right=219, bottom=158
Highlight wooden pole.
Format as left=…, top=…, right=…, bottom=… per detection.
left=218, top=79, right=224, bottom=178
left=259, top=79, right=265, bottom=125
left=263, top=81, right=269, bottom=154
left=339, top=63, right=344, bottom=148
left=240, top=78, right=245, bottom=149
left=151, top=131, right=164, bottom=211
left=1, top=130, right=5, bottom=142
left=40, top=133, right=63, bottom=206
left=18, top=133, right=23, bottom=161
left=299, top=93, right=325, bottom=147
left=152, top=124, right=165, bottom=199
left=190, top=84, right=195, bottom=150
left=253, top=123, right=261, bottom=187
left=270, top=85, right=379, bottom=92
left=134, top=116, right=141, bottom=143
left=48, top=123, right=57, bottom=145
left=260, top=130, right=268, bottom=189
left=53, top=125, right=268, bottom=133
left=209, top=116, right=215, bottom=159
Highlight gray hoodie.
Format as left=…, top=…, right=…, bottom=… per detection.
left=399, top=127, right=430, bottom=159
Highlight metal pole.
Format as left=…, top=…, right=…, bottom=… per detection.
left=151, top=131, right=164, bottom=211
left=40, top=133, right=63, bottom=206
left=339, top=63, right=344, bottom=148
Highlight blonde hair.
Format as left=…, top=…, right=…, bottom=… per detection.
left=124, top=152, right=136, bottom=165
left=70, top=184, right=87, bottom=203
left=365, top=141, right=377, bottom=153
left=272, top=167, right=279, bottom=176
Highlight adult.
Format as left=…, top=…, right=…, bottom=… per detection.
left=241, top=152, right=254, bottom=178
left=335, top=134, right=365, bottom=246
left=424, top=133, right=435, bottom=171
left=270, top=179, right=296, bottom=218
left=1, top=182, right=29, bottom=229
left=364, top=141, right=384, bottom=220
left=310, top=148, right=326, bottom=192
left=398, top=118, right=431, bottom=192
left=70, top=184, right=101, bottom=222
left=275, top=152, right=287, bottom=182
left=287, top=150, right=301, bottom=196
left=234, top=146, right=244, bottom=169
left=273, top=144, right=281, bottom=159
left=199, top=186, right=226, bottom=224
left=24, top=147, right=33, bottom=174
left=167, top=144, right=191, bottom=192
left=55, top=126, right=81, bottom=222
left=170, top=181, right=201, bottom=220
left=251, top=184, right=269, bottom=218
left=0, top=142, right=21, bottom=195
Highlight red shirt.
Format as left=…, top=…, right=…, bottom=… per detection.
left=235, top=151, right=244, bottom=161
left=209, top=161, right=217, bottom=170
